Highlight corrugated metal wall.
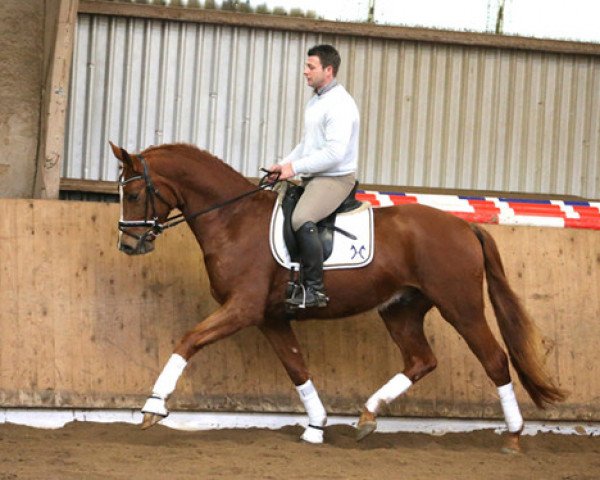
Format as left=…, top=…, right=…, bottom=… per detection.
left=64, top=12, right=600, bottom=198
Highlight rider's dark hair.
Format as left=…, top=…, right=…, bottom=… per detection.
left=307, top=44, right=341, bottom=76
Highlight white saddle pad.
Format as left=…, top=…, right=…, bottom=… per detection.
left=269, top=199, right=374, bottom=271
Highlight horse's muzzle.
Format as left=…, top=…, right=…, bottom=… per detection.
left=118, top=237, right=155, bottom=255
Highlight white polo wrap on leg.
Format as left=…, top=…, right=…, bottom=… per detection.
left=498, top=382, right=523, bottom=432
left=365, top=373, right=412, bottom=414
left=296, top=379, right=327, bottom=427
left=296, top=379, right=327, bottom=444
left=142, top=354, right=187, bottom=417
left=153, top=354, right=188, bottom=398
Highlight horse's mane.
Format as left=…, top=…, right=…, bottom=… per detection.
left=142, top=143, right=250, bottom=184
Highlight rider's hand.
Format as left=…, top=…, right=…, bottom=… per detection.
left=267, top=163, right=295, bottom=182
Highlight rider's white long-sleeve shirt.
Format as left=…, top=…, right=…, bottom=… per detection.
left=281, top=84, right=360, bottom=177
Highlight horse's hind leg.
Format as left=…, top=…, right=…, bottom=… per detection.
left=259, top=318, right=327, bottom=444
left=357, top=290, right=436, bottom=440
left=435, top=292, right=524, bottom=453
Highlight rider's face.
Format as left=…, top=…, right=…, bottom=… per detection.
left=304, top=55, right=333, bottom=91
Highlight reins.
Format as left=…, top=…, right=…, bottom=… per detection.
left=160, top=168, right=278, bottom=231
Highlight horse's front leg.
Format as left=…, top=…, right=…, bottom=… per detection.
left=259, top=319, right=327, bottom=444
left=141, top=300, right=260, bottom=429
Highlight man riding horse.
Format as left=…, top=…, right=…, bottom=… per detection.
left=112, top=46, right=565, bottom=453
left=268, top=44, right=360, bottom=309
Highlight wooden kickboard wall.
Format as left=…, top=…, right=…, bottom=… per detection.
left=0, top=199, right=598, bottom=421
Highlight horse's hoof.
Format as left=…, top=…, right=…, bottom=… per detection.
left=356, top=420, right=377, bottom=441
left=356, top=409, right=377, bottom=441
left=500, top=432, right=522, bottom=454
left=300, top=426, right=324, bottom=444
left=141, top=412, right=164, bottom=430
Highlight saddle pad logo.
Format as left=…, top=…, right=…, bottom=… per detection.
left=269, top=202, right=375, bottom=270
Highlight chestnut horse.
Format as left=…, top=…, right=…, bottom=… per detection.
left=110, top=142, right=564, bottom=452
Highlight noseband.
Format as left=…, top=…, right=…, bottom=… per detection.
left=118, top=156, right=277, bottom=250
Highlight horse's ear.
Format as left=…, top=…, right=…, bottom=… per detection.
left=109, top=141, right=133, bottom=168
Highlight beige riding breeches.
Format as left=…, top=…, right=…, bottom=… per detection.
left=291, top=173, right=356, bottom=231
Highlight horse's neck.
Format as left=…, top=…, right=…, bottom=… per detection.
left=166, top=157, right=257, bottom=243
left=179, top=171, right=255, bottom=216
left=152, top=150, right=254, bottom=213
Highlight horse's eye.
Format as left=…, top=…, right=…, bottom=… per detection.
left=127, top=192, right=140, bottom=202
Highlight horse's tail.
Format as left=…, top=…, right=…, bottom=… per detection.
left=471, top=224, right=567, bottom=408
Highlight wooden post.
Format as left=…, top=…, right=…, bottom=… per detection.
left=34, top=0, right=79, bottom=199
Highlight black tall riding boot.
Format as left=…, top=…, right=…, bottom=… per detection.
left=286, top=221, right=328, bottom=308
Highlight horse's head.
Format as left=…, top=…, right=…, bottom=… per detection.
left=110, top=142, right=178, bottom=256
